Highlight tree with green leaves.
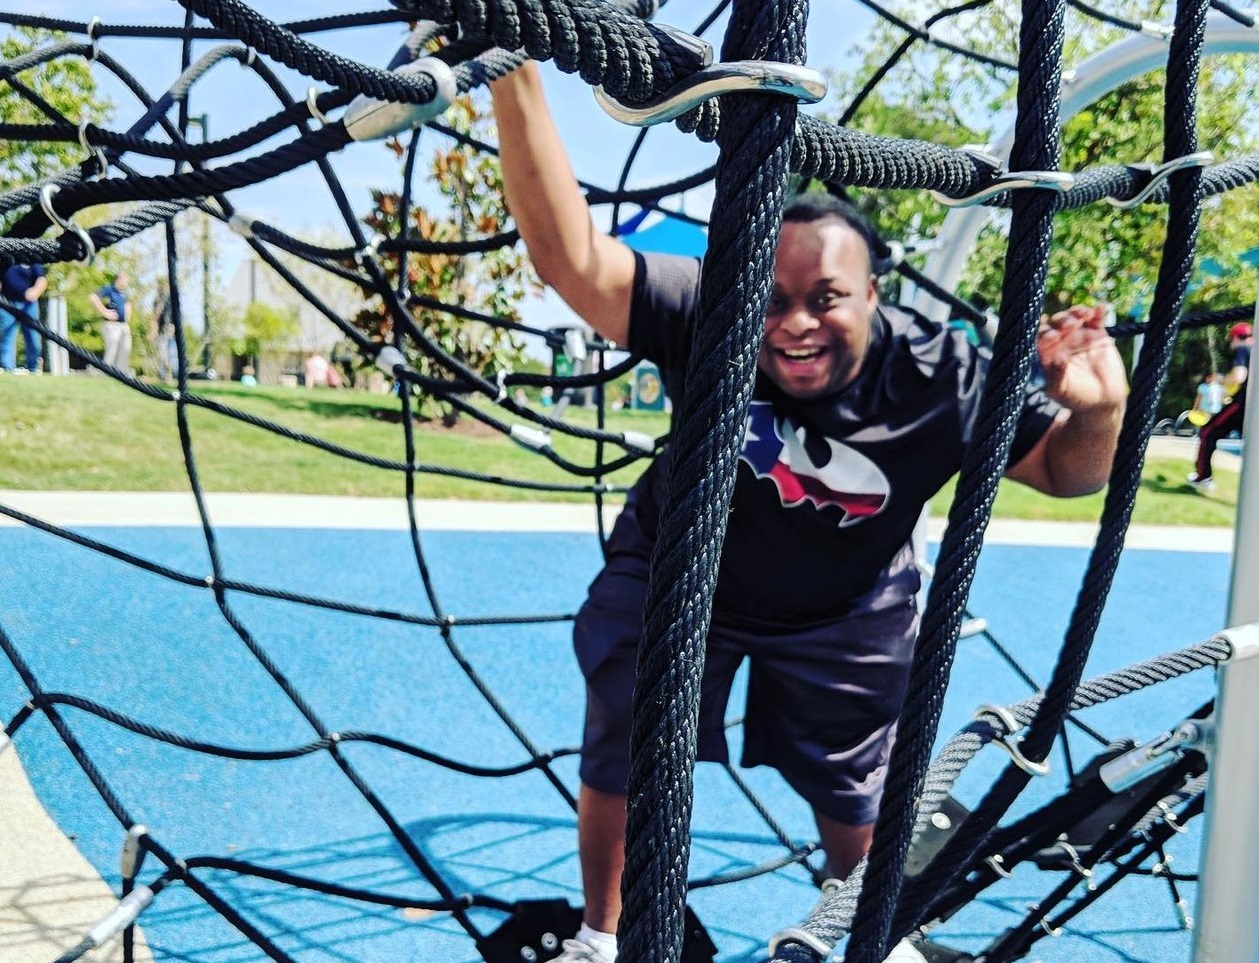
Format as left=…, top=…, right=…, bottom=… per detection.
left=0, top=26, right=112, bottom=198
left=224, top=300, right=299, bottom=368
left=820, top=3, right=1259, bottom=415
left=352, top=90, right=541, bottom=420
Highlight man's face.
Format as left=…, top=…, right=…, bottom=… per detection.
left=756, top=218, right=878, bottom=399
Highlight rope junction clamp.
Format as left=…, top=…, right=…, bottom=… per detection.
left=1098, top=716, right=1212, bottom=792
left=1104, top=151, right=1214, bottom=209
left=229, top=212, right=255, bottom=236
left=931, top=148, right=1075, bottom=208
left=374, top=345, right=407, bottom=376
left=39, top=184, right=96, bottom=265
left=87, top=886, right=154, bottom=948
left=510, top=425, right=551, bottom=451
left=975, top=702, right=1050, bottom=777
left=120, top=824, right=149, bottom=880
left=594, top=58, right=827, bottom=127
left=85, top=16, right=102, bottom=61
left=344, top=57, right=458, bottom=142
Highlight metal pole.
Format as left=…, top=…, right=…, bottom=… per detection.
left=194, top=113, right=213, bottom=375
left=45, top=295, right=69, bottom=376
left=1192, top=297, right=1259, bottom=963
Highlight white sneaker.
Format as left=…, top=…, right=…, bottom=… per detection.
left=551, top=936, right=614, bottom=963
left=1186, top=472, right=1216, bottom=492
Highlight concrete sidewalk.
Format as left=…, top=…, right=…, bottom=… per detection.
left=0, top=747, right=151, bottom=963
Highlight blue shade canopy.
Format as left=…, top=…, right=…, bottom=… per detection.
left=618, top=212, right=708, bottom=257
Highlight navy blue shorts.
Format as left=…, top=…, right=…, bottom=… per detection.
left=574, top=514, right=920, bottom=826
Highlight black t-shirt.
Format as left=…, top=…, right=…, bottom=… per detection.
left=617, top=251, right=1060, bottom=624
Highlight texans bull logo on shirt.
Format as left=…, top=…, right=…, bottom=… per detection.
left=740, top=401, right=890, bottom=526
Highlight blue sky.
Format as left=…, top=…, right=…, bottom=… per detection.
left=12, top=0, right=875, bottom=336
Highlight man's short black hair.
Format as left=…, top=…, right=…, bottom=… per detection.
left=782, top=193, right=881, bottom=267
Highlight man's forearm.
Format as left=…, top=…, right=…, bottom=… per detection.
left=1041, top=403, right=1124, bottom=497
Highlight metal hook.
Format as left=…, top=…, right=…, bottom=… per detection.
left=39, top=184, right=95, bottom=265
left=354, top=233, right=384, bottom=267
left=306, top=87, right=330, bottom=127
left=594, top=59, right=827, bottom=128
left=1105, top=151, right=1214, bottom=209
left=932, top=165, right=1075, bottom=208
left=767, top=926, right=833, bottom=960
left=985, top=853, right=1013, bottom=879
left=77, top=120, right=108, bottom=179
left=85, top=16, right=102, bottom=61
left=976, top=703, right=1050, bottom=777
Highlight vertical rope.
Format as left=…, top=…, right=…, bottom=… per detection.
left=846, top=3, right=1068, bottom=959
left=616, top=0, right=806, bottom=959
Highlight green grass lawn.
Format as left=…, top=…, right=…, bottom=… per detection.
left=0, top=375, right=1240, bottom=526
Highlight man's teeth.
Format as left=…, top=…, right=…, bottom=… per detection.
left=783, top=348, right=821, bottom=360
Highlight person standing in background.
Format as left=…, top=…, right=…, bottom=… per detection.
left=90, top=271, right=133, bottom=374
left=0, top=262, right=48, bottom=374
left=1188, top=322, right=1251, bottom=492
left=151, top=278, right=177, bottom=381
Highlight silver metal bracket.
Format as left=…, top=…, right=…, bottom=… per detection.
left=931, top=147, right=1075, bottom=208
left=594, top=59, right=827, bottom=128
left=39, top=184, right=95, bottom=265
left=976, top=703, right=1050, bottom=777
left=767, top=926, right=833, bottom=960
left=344, top=57, right=458, bottom=142
left=1105, top=151, right=1213, bottom=209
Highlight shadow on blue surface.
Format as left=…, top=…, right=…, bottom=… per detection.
left=0, top=524, right=1230, bottom=963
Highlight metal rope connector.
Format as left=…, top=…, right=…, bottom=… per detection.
left=375, top=345, right=406, bottom=376
left=1098, top=716, right=1212, bottom=792
left=77, top=121, right=108, bottom=180
left=1105, top=151, right=1214, bottom=209
left=931, top=147, right=1074, bottom=209
left=594, top=58, right=827, bottom=128
left=975, top=703, right=1050, bottom=777
left=120, top=824, right=148, bottom=880
left=39, top=184, right=95, bottom=265
left=344, top=57, right=457, bottom=141
left=767, top=926, right=832, bottom=961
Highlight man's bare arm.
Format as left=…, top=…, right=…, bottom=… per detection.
left=1006, top=305, right=1128, bottom=497
left=490, top=63, right=636, bottom=345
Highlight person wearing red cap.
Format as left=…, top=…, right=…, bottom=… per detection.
left=1189, top=321, right=1252, bottom=491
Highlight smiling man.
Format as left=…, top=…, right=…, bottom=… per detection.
left=490, top=63, right=1127, bottom=963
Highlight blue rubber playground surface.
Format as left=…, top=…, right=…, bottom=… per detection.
left=0, top=515, right=1233, bottom=963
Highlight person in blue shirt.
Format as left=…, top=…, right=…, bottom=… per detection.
left=0, top=263, right=48, bottom=373
left=90, top=271, right=132, bottom=373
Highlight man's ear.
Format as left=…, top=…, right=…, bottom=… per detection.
left=866, top=274, right=879, bottom=309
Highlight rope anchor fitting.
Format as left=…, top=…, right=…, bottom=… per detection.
left=594, top=58, right=827, bottom=127
left=344, top=57, right=457, bottom=142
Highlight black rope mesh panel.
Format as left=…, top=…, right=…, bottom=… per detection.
left=0, top=3, right=1250, bottom=962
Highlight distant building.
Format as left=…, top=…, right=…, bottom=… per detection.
left=220, top=257, right=358, bottom=384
